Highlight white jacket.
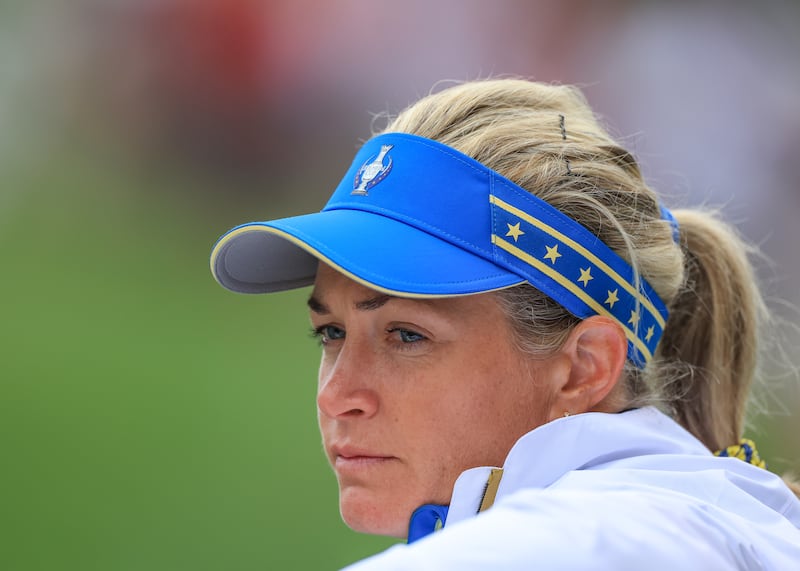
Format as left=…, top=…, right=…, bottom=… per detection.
left=344, top=407, right=800, bottom=570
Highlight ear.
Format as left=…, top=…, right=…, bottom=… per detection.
left=547, top=316, right=628, bottom=420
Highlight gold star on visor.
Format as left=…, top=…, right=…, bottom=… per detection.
left=505, top=222, right=525, bottom=242
left=543, top=244, right=562, bottom=264
left=605, top=288, right=619, bottom=308
left=578, top=267, right=593, bottom=287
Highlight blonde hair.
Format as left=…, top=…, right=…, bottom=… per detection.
left=382, top=79, right=799, bottom=497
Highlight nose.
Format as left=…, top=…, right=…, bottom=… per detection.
left=316, top=341, right=379, bottom=420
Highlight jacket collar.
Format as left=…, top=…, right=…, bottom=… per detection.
left=445, top=407, right=709, bottom=528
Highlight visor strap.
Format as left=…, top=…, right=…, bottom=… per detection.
left=489, top=179, right=669, bottom=368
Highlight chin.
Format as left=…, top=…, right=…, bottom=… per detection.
left=339, top=487, right=410, bottom=538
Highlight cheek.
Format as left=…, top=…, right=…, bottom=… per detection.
left=437, top=354, right=551, bottom=467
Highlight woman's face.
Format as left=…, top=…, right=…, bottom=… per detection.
left=310, top=263, right=565, bottom=537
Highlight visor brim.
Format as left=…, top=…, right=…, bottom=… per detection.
left=211, top=209, right=524, bottom=297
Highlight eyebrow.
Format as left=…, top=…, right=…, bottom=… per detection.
left=355, top=294, right=394, bottom=311
left=307, top=293, right=396, bottom=314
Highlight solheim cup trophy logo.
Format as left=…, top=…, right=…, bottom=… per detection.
left=352, top=144, right=394, bottom=195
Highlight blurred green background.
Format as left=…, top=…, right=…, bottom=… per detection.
left=2, top=1, right=798, bottom=569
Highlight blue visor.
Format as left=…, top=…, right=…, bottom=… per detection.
left=210, top=132, right=669, bottom=366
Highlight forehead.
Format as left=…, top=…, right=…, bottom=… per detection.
left=311, top=263, right=388, bottom=302
left=309, top=263, right=502, bottom=319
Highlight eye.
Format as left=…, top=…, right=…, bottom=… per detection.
left=311, top=324, right=346, bottom=345
left=388, top=328, right=427, bottom=344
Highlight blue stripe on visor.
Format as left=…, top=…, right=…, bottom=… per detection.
left=488, top=182, right=668, bottom=367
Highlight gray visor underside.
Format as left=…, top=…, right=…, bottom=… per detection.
left=214, top=231, right=318, bottom=293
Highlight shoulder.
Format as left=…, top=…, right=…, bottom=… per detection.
left=344, top=475, right=800, bottom=571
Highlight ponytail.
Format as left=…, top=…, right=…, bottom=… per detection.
left=659, top=210, right=799, bottom=498
left=657, top=209, right=763, bottom=452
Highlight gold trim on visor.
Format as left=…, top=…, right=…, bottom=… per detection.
left=491, top=235, right=653, bottom=363
left=490, top=195, right=665, bottom=329
left=210, top=224, right=522, bottom=299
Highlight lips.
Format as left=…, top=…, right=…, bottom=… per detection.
left=331, top=445, right=397, bottom=472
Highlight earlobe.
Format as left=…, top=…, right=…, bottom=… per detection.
left=549, top=316, right=628, bottom=418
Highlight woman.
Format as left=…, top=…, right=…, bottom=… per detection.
left=210, top=80, right=800, bottom=569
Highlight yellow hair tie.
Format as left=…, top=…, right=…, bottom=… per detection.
left=714, top=438, right=767, bottom=469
